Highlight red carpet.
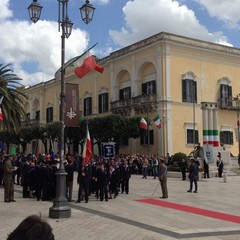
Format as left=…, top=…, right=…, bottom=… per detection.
left=136, top=198, right=240, bottom=224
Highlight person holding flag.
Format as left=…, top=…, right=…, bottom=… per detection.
left=76, top=125, right=93, bottom=203
left=82, top=125, right=92, bottom=165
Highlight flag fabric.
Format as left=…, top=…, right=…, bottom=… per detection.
left=153, top=115, right=161, bottom=129
left=0, top=96, right=4, bottom=121
left=74, top=51, right=104, bottom=79
left=82, top=126, right=92, bottom=165
left=139, top=117, right=148, bottom=130
left=0, top=107, right=3, bottom=121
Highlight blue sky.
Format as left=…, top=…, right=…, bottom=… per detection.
left=1, top=0, right=240, bottom=86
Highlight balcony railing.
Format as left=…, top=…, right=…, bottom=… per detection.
left=21, top=119, right=40, bottom=126
left=218, top=98, right=240, bottom=110
left=110, top=93, right=157, bottom=115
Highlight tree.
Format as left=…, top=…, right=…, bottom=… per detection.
left=0, top=64, right=27, bottom=134
left=83, top=114, right=142, bottom=155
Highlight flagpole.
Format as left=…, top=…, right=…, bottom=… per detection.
left=147, top=94, right=150, bottom=159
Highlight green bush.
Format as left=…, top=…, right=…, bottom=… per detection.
left=173, top=152, right=188, bottom=163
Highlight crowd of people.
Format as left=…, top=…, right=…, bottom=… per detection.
left=0, top=151, right=174, bottom=202
left=0, top=150, right=225, bottom=203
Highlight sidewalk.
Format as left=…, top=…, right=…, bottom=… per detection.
left=1, top=174, right=240, bottom=240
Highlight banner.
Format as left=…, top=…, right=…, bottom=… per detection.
left=65, top=83, right=79, bottom=127
left=202, top=144, right=214, bottom=164
left=102, top=143, right=115, bottom=158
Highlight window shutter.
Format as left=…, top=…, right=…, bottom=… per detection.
left=84, top=99, right=86, bottom=116
left=220, top=131, right=224, bottom=145
left=119, top=89, right=123, bottom=100
left=228, top=86, right=232, bottom=107
left=150, top=130, right=154, bottom=145
left=195, top=130, right=199, bottom=144
left=99, top=95, right=102, bottom=113
left=152, top=80, right=156, bottom=94
left=193, top=81, right=197, bottom=103
left=142, top=83, right=147, bottom=94
left=105, top=93, right=109, bottom=112
left=89, top=97, right=92, bottom=115
left=230, top=131, right=233, bottom=145
left=127, top=87, right=131, bottom=99
left=182, top=79, right=187, bottom=102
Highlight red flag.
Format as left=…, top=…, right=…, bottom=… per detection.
left=0, top=107, right=3, bottom=121
left=82, top=126, right=92, bottom=165
left=74, top=51, right=104, bottom=79
left=139, top=117, right=148, bottom=130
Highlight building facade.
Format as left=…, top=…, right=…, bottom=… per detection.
left=23, top=32, right=240, bottom=157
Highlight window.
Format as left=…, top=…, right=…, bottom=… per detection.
left=35, top=110, right=40, bottom=121
left=140, top=130, right=154, bottom=145
left=220, top=131, right=233, bottom=145
left=119, top=87, right=131, bottom=100
left=142, top=80, right=156, bottom=95
left=99, top=92, right=108, bottom=113
left=84, top=97, right=92, bottom=116
left=46, top=107, right=53, bottom=123
left=182, top=79, right=197, bottom=103
left=187, top=129, right=199, bottom=144
left=219, top=84, right=232, bottom=108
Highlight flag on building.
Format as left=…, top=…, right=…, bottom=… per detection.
left=82, top=125, right=92, bottom=165
left=139, top=117, right=148, bottom=130
left=0, top=96, right=4, bottom=121
left=153, top=115, right=161, bottom=129
left=74, top=51, right=104, bottom=79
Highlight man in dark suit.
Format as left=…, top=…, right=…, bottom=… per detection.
left=4, top=154, right=17, bottom=202
left=120, top=160, right=131, bottom=194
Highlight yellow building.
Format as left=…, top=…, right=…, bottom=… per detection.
left=23, top=32, right=240, bottom=157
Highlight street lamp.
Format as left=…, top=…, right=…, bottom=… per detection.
left=231, top=95, right=240, bottom=168
left=28, top=0, right=95, bottom=219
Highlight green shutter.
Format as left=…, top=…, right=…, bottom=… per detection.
left=182, top=79, right=187, bottom=102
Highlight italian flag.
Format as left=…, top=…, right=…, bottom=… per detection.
left=74, top=51, right=104, bottom=79
left=139, top=117, right=148, bottom=130
left=82, top=126, right=92, bottom=165
left=153, top=115, right=161, bottom=129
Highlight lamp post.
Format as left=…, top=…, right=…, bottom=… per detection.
left=232, top=95, right=240, bottom=168
left=192, top=81, right=196, bottom=152
left=28, top=0, right=95, bottom=219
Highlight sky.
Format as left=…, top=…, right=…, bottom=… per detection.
left=1, top=0, right=240, bottom=86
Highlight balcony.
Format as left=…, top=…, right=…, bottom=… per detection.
left=21, top=119, right=40, bottom=127
left=218, top=98, right=240, bottom=111
left=110, top=94, right=158, bottom=116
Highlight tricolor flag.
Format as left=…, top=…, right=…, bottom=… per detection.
left=153, top=115, right=161, bottom=129
left=82, top=125, right=92, bottom=165
left=0, top=96, right=4, bottom=121
left=139, top=117, right=148, bottom=130
left=74, top=51, right=104, bottom=79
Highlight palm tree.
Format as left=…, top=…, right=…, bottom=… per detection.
left=0, top=63, right=27, bottom=134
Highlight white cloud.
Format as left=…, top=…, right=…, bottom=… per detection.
left=90, top=0, right=110, bottom=4
left=195, top=0, right=240, bottom=29
left=109, top=0, right=231, bottom=48
left=0, top=0, right=12, bottom=20
left=0, top=0, right=89, bottom=86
